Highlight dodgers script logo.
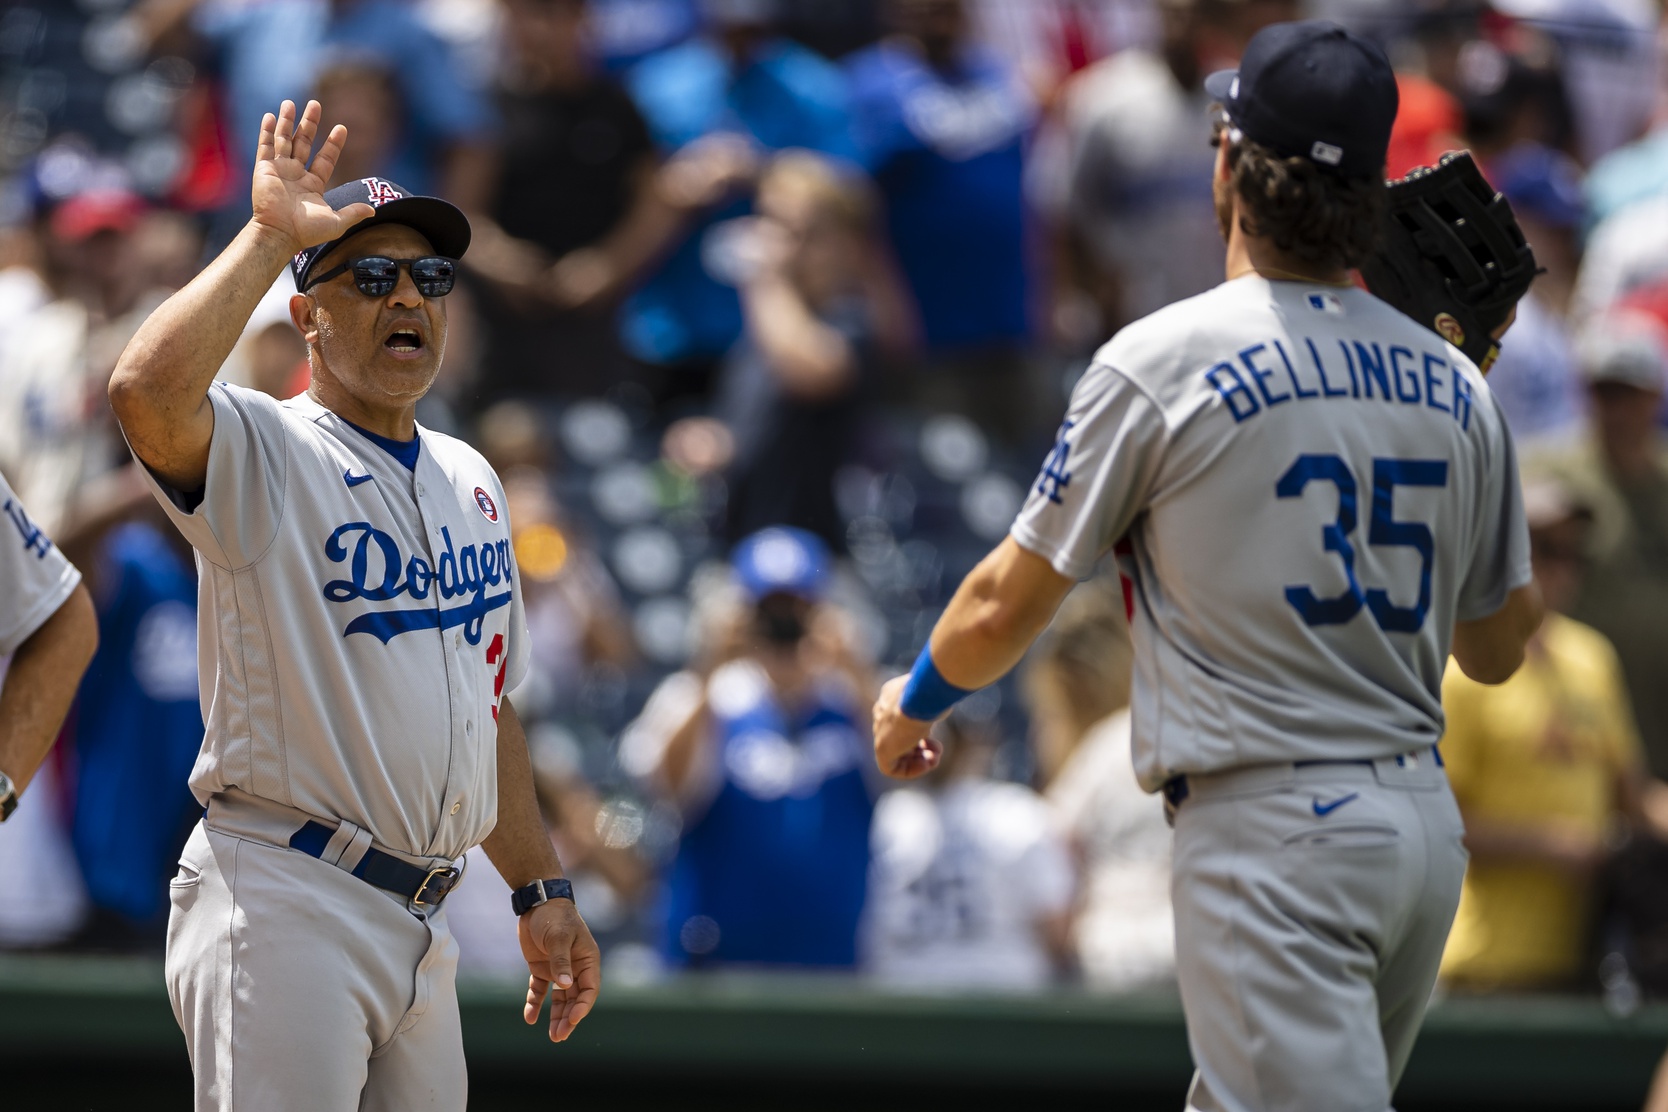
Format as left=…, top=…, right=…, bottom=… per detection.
left=362, top=178, right=401, bottom=206
left=321, top=523, right=512, bottom=645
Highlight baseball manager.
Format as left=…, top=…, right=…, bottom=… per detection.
left=874, top=22, right=1542, bottom=1112
left=109, top=100, right=599, bottom=1110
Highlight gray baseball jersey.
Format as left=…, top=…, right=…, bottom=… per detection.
left=1012, top=276, right=1531, bottom=791
left=137, top=382, right=529, bottom=860
left=0, top=470, right=81, bottom=656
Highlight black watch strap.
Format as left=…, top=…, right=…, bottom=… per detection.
left=510, top=877, right=574, bottom=917
left=0, top=772, right=17, bottom=822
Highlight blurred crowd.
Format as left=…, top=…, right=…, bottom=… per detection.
left=1, top=0, right=1668, bottom=1003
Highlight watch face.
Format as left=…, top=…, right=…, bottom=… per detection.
left=0, top=773, right=16, bottom=821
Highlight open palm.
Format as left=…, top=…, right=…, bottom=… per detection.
left=250, top=99, right=373, bottom=253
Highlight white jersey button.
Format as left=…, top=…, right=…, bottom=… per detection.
left=417, top=482, right=427, bottom=496
left=465, top=719, right=474, bottom=735
left=450, top=801, right=461, bottom=815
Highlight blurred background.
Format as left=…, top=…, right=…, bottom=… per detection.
left=2, top=0, right=1668, bottom=1107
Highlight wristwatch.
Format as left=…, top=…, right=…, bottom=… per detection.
left=0, top=770, right=17, bottom=823
left=510, top=877, right=575, bottom=917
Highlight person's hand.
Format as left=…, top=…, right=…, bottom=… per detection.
left=659, top=132, right=760, bottom=211
left=872, top=674, right=942, bottom=779
left=250, top=100, right=372, bottom=255
left=518, top=896, right=601, bottom=1043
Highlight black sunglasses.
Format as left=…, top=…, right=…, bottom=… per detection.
left=303, top=255, right=457, bottom=298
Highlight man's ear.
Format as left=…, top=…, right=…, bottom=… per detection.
left=289, top=293, right=320, bottom=344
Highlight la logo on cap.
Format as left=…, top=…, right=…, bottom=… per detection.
left=362, top=178, right=401, bottom=206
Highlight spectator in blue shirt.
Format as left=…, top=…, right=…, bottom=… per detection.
left=620, top=527, right=877, bottom=968
left=844, top=0, right=1040, bottom=438
left=621, top=0, right=856, bottom=376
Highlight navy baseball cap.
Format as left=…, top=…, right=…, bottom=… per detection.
left=1205, top=21, right=1399, bottom=180
left=290, top=176, right=471, bottom=291
left=732, top=527, right=831, bottom=601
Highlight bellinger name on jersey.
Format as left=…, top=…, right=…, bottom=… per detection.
left=1205, top=337, right=1477, bottom=430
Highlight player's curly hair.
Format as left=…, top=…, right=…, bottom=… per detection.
left=1220, top=128, right=1388, bottom=271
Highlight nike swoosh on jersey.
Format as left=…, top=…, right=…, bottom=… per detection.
left=1311, top=792, right=1360, bottom=817
left=344, top=470, right=374, bottom=487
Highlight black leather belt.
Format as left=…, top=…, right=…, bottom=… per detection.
left=289, top=820, right=463, bottom=909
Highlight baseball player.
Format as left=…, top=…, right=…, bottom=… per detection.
left=873, top=22, right=1542, bottom=1112
left=107, top=100, right=598, bottom=1110
left=0, top=471, right=98, bottom=826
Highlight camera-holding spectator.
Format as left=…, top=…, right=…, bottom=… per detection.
left=844, top=0, right=1039, bottom=436
left=668, top=151, right=895, bottom=550
left=1527, top=314, right=1668, bottom=782
left=862, top=711, right=1074, bottom=990
left=620, top=527, right=877, bottom=968
left=455, top=0, right=676, bottom=404
left=1026, top=582, right=1174, bottom=991
left=1440, top=477, right=1668, bottom=992
left=620, top=0, right=857, bottom=380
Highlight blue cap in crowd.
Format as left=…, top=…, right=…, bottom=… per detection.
left=290, top=176, right=471, bottom=291
left=1205, top=21, right=1399, bottom=180
left=732, top=527, right=831, bottom=602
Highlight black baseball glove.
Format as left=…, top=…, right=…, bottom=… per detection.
left=1359, top=150, right=1540, bottom=374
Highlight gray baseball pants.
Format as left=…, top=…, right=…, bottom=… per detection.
left=166, top=795, right=467, bottom=1111
left=1170, top=750, right=1467, bottom=1112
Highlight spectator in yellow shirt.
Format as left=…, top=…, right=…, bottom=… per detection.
left=1441, top=479, right=1657, bottom=991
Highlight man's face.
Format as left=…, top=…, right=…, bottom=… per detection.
left=1530, top=516, right=1587, bottom=615
left=292, top=223, right=448, bottom=410
left=1590, top=379, right=1663, bottom=454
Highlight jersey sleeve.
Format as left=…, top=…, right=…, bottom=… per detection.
left=133, top=382, right=288, bottom=571
left=0, top=474, right=82, bottom=656
left=1455, top=394, right=1533, bottom=622
left=1009, top=362, right=1170, bottom=580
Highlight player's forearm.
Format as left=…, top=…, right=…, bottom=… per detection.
left=0, top=584, right=97, bottom=793
left=1451, top=583, right=1543, bottom=685
left=928, top=537, right=1076, bottom=692
left=481, top=699, right=565, bottom=888
left=108, top=220, right=299, bottom=486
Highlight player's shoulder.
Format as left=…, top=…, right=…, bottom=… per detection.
left=1090, top=281, right=1270, bottom=396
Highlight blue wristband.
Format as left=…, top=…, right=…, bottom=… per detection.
left=898, top=644, right=973, bottom=721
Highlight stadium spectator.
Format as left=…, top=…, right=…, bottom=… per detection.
left=1026, top=581, right=1174, bottom=991
left=620, top=0, right=856, bottom=383
left=1439, top=478, right=1661, bottom=992
left=1038, top=0, right=1295, bottom=339
left=0, top=183, right=171, bottom=533
left=862, top=711, right=1074, bottom=990
left=844, top=0, right=1039, bottom=435
left=454, top=0, right=669, bottom=405
left=1477, top=142, right=1587, bottom=445
left=619, top=527, right=877, bottom=969
left=1526, top=314, right=1668, bottom=781
left=687, top=151, right=891, bottom=549
left=310, top=55, right=406, bottom=187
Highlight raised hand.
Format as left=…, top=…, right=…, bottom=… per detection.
left=250, top=99, right=373, bottom=254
